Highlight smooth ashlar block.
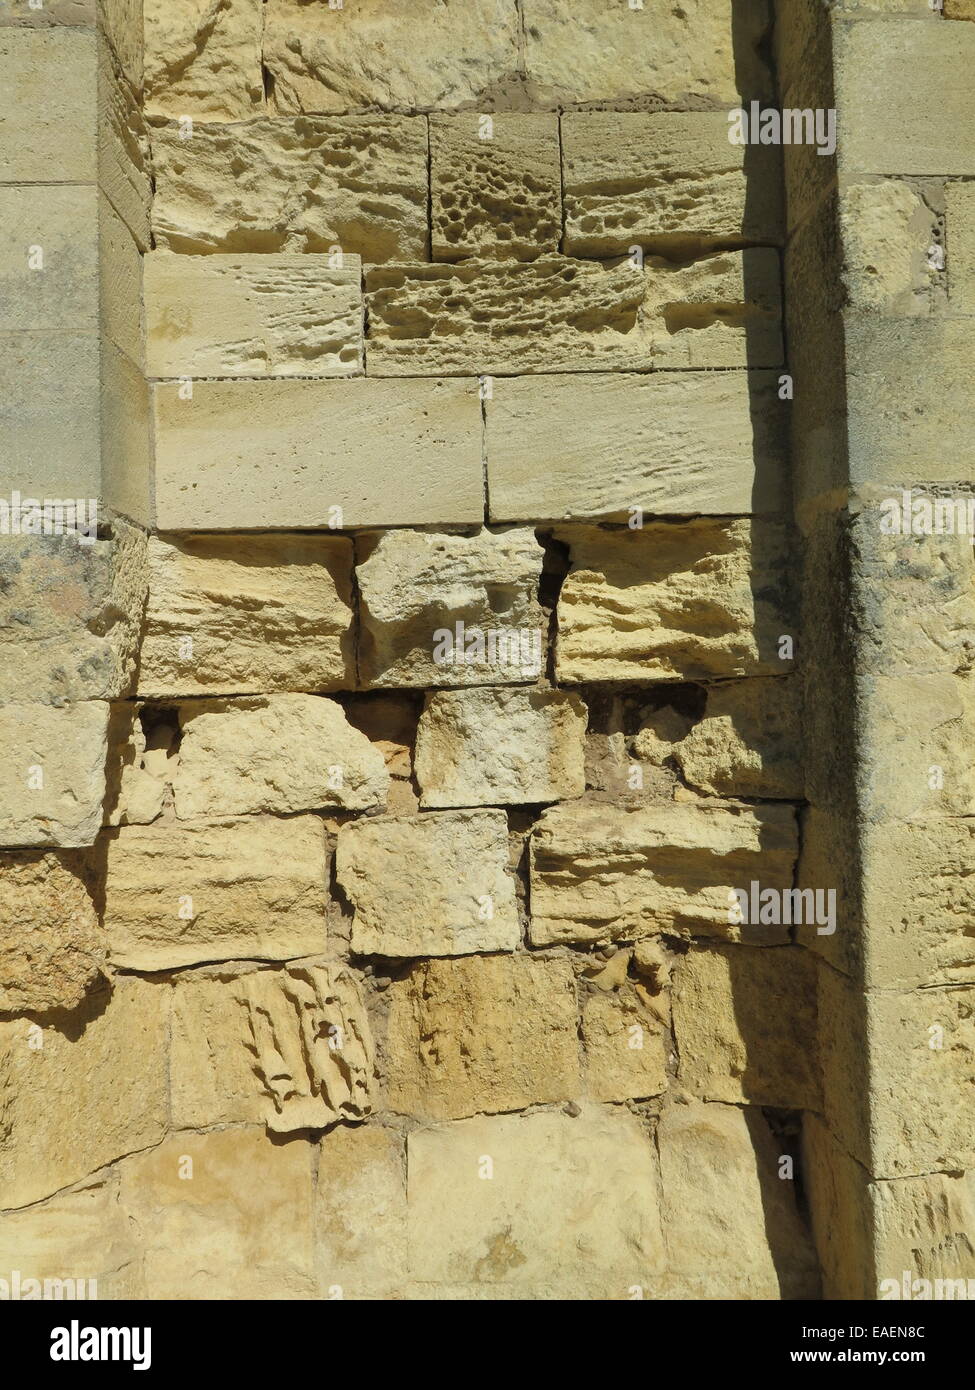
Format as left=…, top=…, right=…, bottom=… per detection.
left=151, top=116, right=427, bottom=260
left=336, top=809, right=520, bottom=958
left=144, top=252, right=363, bottom=377
left=139, top=533, right=354, bottom=698
left=0, top=186, right=98, bottom=332
left=104, top=816, right=330, bottom=970
left=554, top=520, right=795, bottom=683
left=430, top=113, right=561, bottom=262
left=562, top=111, right=783, bottom=256
left=263, top=0, right=521, bottom=114
left=0, top=28, right=97, bottom=183
left=529, top=801, right=798, bottom=946
left=487, top=373, right=787, bottom=522
left=152, top=378, right=483, bottom=529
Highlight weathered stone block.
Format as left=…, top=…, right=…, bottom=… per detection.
left=554, top=521, right=795, bottom=682
left=407, top=1106, right=664, bottom=1294
left=645, top=248, right=783, bottom=369
left=562, top=111, right=783, bottom=257
left=430, top=113, right=561, bottom=262
left=152, top=378, right=483, bottom=529
left=97, top=27, right=151, bottom=251
left=336, top=809, right=519, bottom=958
left=104, top=815, right=329, bottom=969
left=658, top=1100, right=819, bottom=1299
left=357, top=529, right=546, bottom=688
left=522, top=0, right=773, bottom=107
left=386, top=955, right=580, bottom=1120
left=860, top=673, right=975, bottom=821
left=0, top=851, right=103, bottom=1013
left=415, top=687, right=586, bottom=808
left=529, top=802, right=798, bottom=946
left=840, top=181, right=939, bottom=314
left=0, top=976, right=168, bottom=1208
left=672, top=944, right=821, bottom=1109
left=151, top=116, right=427, bottom=259
left=138, top=533, right=354, bottom=697
left=633, top=677, right=804, bottom=799
left=0, top=702, right=108, bottom=847
left=264, top=0, right=521, bottom=114
left=171, top=961, right=376, bottom=1134
left=947, top=179, right=975, bottom=312
left=487, top=374, right=787, bottom=522
left=0, top=28, right=96, bottom=183
left=172, top=695, right=388, bottom=819
left=872, top=1167, right=975, bottom=1295
left=0, top=526, right=147, bottom=706
left=118, top=1128, right=316, bottom=1299
left=580, top=985, right=669, bottom=1103
left=144, top=251, right=362, bottom=378
left=316, top=1123, right=407, bottom=1301
left=144, top=0, right=263, bottom=120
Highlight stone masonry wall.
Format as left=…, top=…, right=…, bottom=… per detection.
left=0, top=0, right=969, bottom=1303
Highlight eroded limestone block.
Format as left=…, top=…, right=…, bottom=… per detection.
left=872, top=1168, right=975, bottom=1293
left=407, top=1105, right=664, bottom=1294
left=0, top=851, right=103, bottom=1013
left=672, top=944, right=821, bottom=1109
left=840, top=181, right=940, bottom=314
left=118, top=1128, right=316, bottom=1299
left=0, top=703, right=109, bottom=847
left=103, top=707, right=173, bottom=827
left=104, top=815, right=329, bottom=969
left=529, top=802, right=798, bottom=946
left=0, top=1, right=96, bottom=24
left=173, top=695, right=388, bottom=819
left=0, top=976, right=168, bottom=1209
left=522, top=0, right=773, bottom=107
left=144, top=252, right=363, bottom=377
left=336, top=809, right=519, bottom=958
left=357, top=529, right=546, bottom=689
left=98, top=28, right=151, bottom=251
left=264, top=0, right=520, bottom=114
left=152, top=378, right=483, bottom=530
left=562, top=111, right=783, bottom=256
left=487, top=373, right=787, bottom=522
left=151, top=116, right=427, bottom=259
left=658, top=1100, right=819, bottom=1299
left=555, top=521, right=795, bottom=683
left=138, top=533, right=354, bottom=697
left=144, top=0, right=264, bottom=120
left=316, top=1123, right=407, bottom=1300
left=646, top=248, right=783, bottom=368
left=430, top=113, right=560, bottom=262
left=0, top=525, right=147, bottom=706
left=415, top=687, right=586, bottom=808
left=580, top=985, right=669, bottom=1103
left=386, top=955, right=580, bottom=1121
left=633, top=677, right=803, bottom=799
left=947, top=180, right=975, bottom=311
left=238, top=962, right=376, bottom=1133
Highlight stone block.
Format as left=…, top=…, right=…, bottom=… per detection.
left=0, top=702, right=109, bottom=847
left=0, top=850, right=103, bottom=1013
left=0, top=28, right=96, bottom=183
left=143, top=0, right=264, bottom=120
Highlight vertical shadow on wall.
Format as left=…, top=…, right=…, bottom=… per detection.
left=723, top=0, right=859, bottom=1300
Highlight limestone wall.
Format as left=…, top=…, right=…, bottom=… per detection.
left=0, top=0, right=969, bottom=1303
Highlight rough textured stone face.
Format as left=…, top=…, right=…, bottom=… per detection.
left=143, top=0, right=264, bottom=120
left=487, top=373, right=787, bottom=521
left=386, top=954, right=579, bottom=1120
left=104, top=816, right=329, bottom=970
left=946, top=179, right=975, bottom=311
left=562, top=111, right=784, bottom=256
left=415, top=687, right=587, bottom=808
left=529, top=802, right=798, bottom=946
left=430, top=113, right=561, bottom=262
left=0, top=852, right=103, bottom=1014
left=555, top=521, right=795, bottom=683
left=658, top=1100, right=819, bottom=1299
left=0, top=702, right=109, bottom=846
left=336, top=809, right=519, bottom=958
left=144, top=252, right=364, bottom=377
left=0, top=527, right=147, bottom=705
left=841, top=181, right=939, bottom=313
left=264, top=0, right=521, bottom=114
left=634, top=677, right=804, bottom=799
left=672, top=945, right=822, bottom=1109
left=580, top=985, right=669, bottom=1103
left=151, top=116, right=427, bottom=259
left=139, top=533, right=354, bottom=697
left=0, top=977, right=169, bottom=1209
left=407, top=1106, right=665, bottom=1295
left=173, top=695, right=388, bottom=819
left=152, top=378, right=483, bottom=530
left=357, top=529, right=547, bottom=689
left=521, top=0, right=774, bottom=107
